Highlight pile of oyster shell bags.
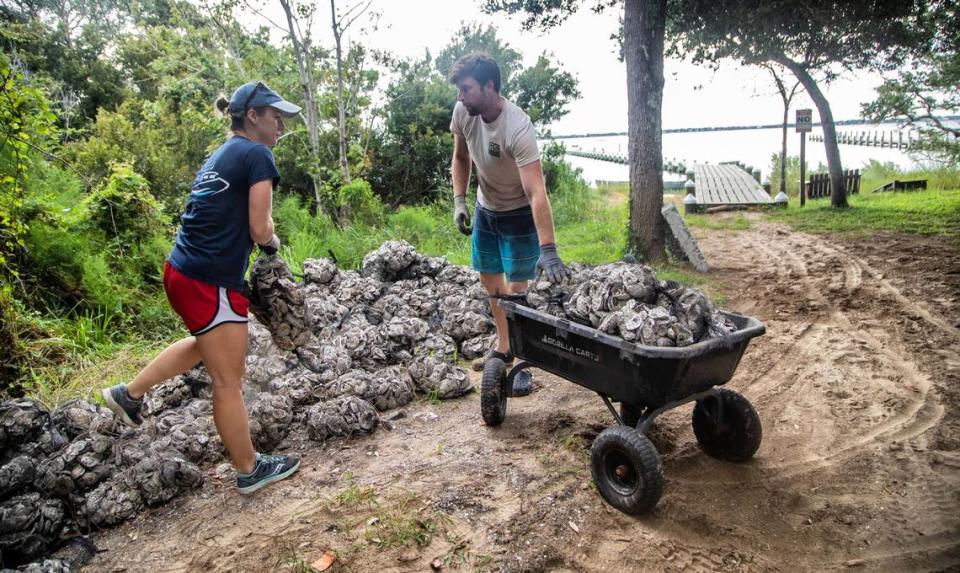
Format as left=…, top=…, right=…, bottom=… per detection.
left=0, top=240, right=736, bottom=570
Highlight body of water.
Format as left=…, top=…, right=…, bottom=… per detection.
left=551, top=125, right=921, bottom=186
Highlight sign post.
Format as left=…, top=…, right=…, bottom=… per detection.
left=796, top=108, right=812, bottom=207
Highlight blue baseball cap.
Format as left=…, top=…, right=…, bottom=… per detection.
left=228, top=81, right=301, bottom=117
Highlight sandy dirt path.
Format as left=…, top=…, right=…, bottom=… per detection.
left=84, top=216, right=960, bottom=573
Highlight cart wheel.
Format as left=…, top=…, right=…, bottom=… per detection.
left=590, top=425, right=663, bottom=514
left=480, top=358, right=508, bottom=426
left=620, top=403, right=642, bottom=428
left=692, top=388, right=762, bottom=462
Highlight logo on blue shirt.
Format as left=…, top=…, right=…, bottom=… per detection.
left=192, top=171, right=230, bottom=197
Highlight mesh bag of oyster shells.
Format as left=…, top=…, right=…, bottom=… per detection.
left=333, top=273, right=383, bottom=308
left=80, top=472, right=143, bottom=528
left=302, top=257, right=342, bottom=289
left=0, top=401, right=66, bottom=454
left=407, top=356, right=473, bottom=399
left=459, top=333, right=497, bottom=360
left=305, top=293, right=350, bottom=333
left=247, top=393, right=294, bottom=451
left=0, top=493, right=65, bottom=564
left=34, top=434, right=116, bottom=497
left=323, top=369, right=414, bottom=411
left=267, top=371, right=326, bottom=406
left=0, top=456, right=35, bottom=500
left=563, top=262, right=660, bottom=328
left=141, top=376, right=207, bottom=417
left=395, top=255, right=447, bottom=281
left=128, top=447, right=203, bottom=506
left=295, top=343, right=352, bottom=381
left=360, top=240, right=420, bottom=282
left=50, top=400, right=120, bottom=440
left=11, top=558, right=72, bottom=572
left=244, top=354, right=298, bottom=391
left=145, top=400, right=225, bottom=465
left=522, top=260, right=739, bottom=348
left=248, top=254, right=314, bottom=351
left=305, top=396, right=379, bottom=441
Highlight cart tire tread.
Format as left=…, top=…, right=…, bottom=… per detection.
left=590, top=425, right=663, bottom=514
left=692, top=388, right=762, bottom=462
left=480, top=358, right=508, bottom=426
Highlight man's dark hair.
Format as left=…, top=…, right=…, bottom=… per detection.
left=448, top=53, right=501, bottom=93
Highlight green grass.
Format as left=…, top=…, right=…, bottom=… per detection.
left=326, top=476, right=378, bottom=510
left=764, top=163, right=960, bottom=236
left=769, top=188, right=960, bottom=235
left=363, top=495, right=448, bottom=549
left=684, top=213, right=752, bottom=231
left=555, top=194, right=629, bottom=264
left=272, top=547, right=315, bottom=573
left=276, top=184, right=634, bottom=271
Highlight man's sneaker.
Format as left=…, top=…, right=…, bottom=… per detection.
left=101, top=384, right=144, bottom=428
left=237, top=453, right=301, bottom=494
left=511, top=369, right=534, bottom=397
left=471, top=349, right=514, bottom=372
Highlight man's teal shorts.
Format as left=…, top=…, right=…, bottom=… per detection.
left=471, top=203, right=540, bottom=282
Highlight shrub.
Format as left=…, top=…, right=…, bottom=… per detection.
left=83, top=163, right=167, bottom=243
left=338, top=178, right=384, bottom=225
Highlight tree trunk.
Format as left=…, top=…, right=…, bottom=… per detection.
left=780, top=58, right=847, bottom=208
left=330, top=0, right=351, bottom=186
left=780, top=104, right=788, bottom=194
left=624, top=0, right=667, bottom=263
left=279, top=0, right=325, bottom=213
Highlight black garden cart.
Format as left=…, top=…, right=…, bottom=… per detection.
left=481, top=299, right=766, bottom=514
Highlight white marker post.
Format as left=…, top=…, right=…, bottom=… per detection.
left=796, top=108, right=812, bottom=207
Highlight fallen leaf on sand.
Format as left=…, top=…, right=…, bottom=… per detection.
left=312, top=550, right=336, bottom=571
left=568, top=521, right=580, bottom=534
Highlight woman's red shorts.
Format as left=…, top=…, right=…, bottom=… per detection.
left=163, top=261, right=249, bottom=335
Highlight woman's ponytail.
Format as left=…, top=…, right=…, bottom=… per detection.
left=215, top=96, right=230, bottom=115
left=215, top=95, right=245, bottom=132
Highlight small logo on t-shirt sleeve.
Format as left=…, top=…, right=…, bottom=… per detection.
left=488, top=142, right=501, bottom=158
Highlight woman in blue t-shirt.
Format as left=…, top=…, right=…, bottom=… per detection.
left=101, top=81, right=301, bottom=494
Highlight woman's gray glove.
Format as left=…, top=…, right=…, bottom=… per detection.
left=453, top=195, right=472, bottom=236
left=258, top=234, right=280, bottom=255
left=536, top=243, right=571, bottom=283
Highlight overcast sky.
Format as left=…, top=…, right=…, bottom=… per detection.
left=252, top=0, right=890, bottom=135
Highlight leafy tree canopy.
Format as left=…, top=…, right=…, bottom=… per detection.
left=862, top=1, right=959, bottom=164
left=665, top=0, right=933, bottom=75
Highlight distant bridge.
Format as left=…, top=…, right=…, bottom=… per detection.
left=544, top=115, right=960, bottom=140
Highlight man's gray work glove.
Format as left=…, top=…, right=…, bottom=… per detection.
left=453, top=195, right=472, bottom=236
left=258, top=234, right=280, bottom=255
left=536, top=243, right=571, bottom=283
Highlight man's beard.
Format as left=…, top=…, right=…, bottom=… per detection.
left=465, top=104, right=480, bottom=116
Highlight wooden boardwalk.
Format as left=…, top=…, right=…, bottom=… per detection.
left=693, top=163, right=773, bottom=207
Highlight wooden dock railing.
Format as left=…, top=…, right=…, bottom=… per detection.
left=810, top=130, right=917, bottom=150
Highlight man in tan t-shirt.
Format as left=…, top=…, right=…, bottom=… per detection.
left=448, top=52, right=570, bottom=396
